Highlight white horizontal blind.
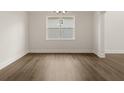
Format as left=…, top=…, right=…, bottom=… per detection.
left=46, top=16, right=75, bottom=40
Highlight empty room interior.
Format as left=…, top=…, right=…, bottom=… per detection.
left=0, top=11, right=124, bottom=81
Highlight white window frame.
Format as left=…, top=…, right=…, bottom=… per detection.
left=46, top=16, right=75, bottom=40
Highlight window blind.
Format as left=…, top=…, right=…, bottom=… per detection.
left=46, top=16, right=75, bottom=40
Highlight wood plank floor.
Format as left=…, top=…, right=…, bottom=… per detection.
left=0, top=53, right=124, bottom=81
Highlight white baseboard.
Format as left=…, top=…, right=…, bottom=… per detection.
left=0, top=51, right=28, bottom=70
left=105, top=50, right=124, bottom=54
left=93, top=50, right=106, bottom=58
left=96, top=52, right=106, bottom=58
left=30, top=48, right=106, bottom=58
left=29, top=48, right=93, bottom=53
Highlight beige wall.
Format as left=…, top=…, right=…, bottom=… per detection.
left=105, top=11, right=124, bottom=53
left=29, top=11, right=94, bottom=53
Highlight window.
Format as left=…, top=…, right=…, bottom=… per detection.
left=46, top=16, right=75, bottom=40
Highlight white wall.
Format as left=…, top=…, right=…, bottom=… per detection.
left=105, top=11, right=124, bottom=53
left=0, top=12, right=28, bottom=69
left=29, top=11, right=94, bottom=53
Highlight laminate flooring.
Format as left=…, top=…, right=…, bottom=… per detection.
left=0, top=53, right=124, bottom=81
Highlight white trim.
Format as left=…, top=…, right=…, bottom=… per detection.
left=30, top=49, right=106, bottom=58
left=93, top=12, right=106, bottom=58
left=29, top=48, right=93, bottom=53
left=97, top=53, right=106, bottom=58
left=46, top=38, right=75, bottom=40
left=0, top=51, right=28, bottom=70
left=93, top=50, right=106, bottom=58
left=105, top=50, right=124, bottom=54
